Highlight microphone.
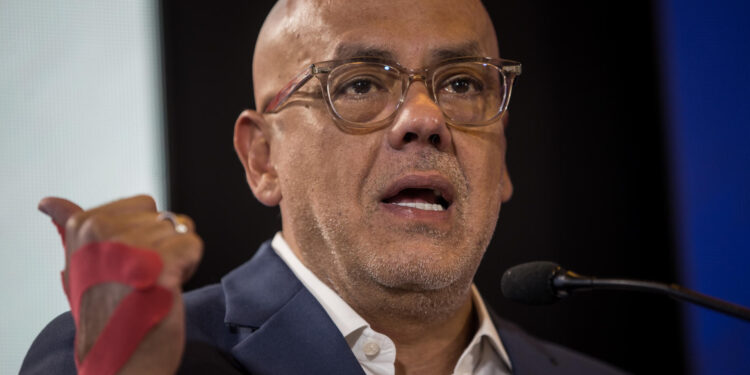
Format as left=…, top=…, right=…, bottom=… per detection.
left=501, top=261, right=750, bottom=322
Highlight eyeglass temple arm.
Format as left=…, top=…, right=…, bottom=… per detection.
left=502, top=64, right=522, bottom=76
left=263, top=65, right=316, bottom=113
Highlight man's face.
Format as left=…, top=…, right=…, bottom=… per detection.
left=251, top=0, right=512, bottom=310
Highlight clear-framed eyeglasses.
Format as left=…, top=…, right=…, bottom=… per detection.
left=263, top=56, right=522, bottom=132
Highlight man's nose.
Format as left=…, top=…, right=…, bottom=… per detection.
left=386, top=83, right=452, bottom=152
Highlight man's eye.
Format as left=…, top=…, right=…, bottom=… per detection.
left=350, top=80, right=373, bottom=94
left=341, top=78, right=379, bottom=96
left=442, top=76, right=482, bottom=94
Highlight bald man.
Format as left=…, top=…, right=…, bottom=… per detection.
left=23, top=1, right=626, bottom=374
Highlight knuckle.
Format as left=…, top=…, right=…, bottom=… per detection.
left=65, top=211, right=87, bottom=232
left=133, top=194, right=157, bottom=211
left=161, top=232, right=203, bottom=256
left=164, top=234, right=203, bottom=273
left=78, top=215, right=112, bottom=241
left=156, top=216, right=175, bottom=231
left=186, top=232, right=203, bottom=249
left=183, top=233, right=204, bottom=261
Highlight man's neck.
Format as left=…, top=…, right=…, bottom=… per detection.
left=363, top=294, right=476, bottom=375
left=280, top=228, right=479, bottom=373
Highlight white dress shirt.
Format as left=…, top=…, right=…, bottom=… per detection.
left=271, top=232, right=513, bottom=375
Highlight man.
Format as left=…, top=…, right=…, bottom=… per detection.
left=23, top=0, right=625, bottom=374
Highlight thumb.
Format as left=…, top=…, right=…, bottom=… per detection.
left=38, top=197, right=83, bottom=232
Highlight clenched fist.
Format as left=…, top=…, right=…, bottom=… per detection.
left=39, top=195, right=203, bottom=374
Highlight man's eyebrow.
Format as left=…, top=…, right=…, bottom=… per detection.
left=333, top=43, right=396, bottom=61
left=431, top=42, right=483, bottom=61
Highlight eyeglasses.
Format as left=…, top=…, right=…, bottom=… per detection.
left=263, top=56, right=521, bottom=131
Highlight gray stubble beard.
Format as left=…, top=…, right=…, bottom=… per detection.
left=294, top=151, right=499, bottom=320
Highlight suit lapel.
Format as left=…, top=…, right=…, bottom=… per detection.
left=489, top=309, right=561, bottom=374
left=221, top=242, right=364, bottom=375
left=220, top=241, right=565, bottom=374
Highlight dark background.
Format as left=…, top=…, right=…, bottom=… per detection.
left=161, top=1, right=684, bottom=373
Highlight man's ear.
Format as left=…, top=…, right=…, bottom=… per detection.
left=233, top=109, right=282, bottom=206
left=501, top=168, right=513, bottom=202
left=500, top=115, right=513, bottom=202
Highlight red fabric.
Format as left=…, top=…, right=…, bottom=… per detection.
left=76, top=284, right=172, bottom=375
left=53, top=222, right=172, bottom=375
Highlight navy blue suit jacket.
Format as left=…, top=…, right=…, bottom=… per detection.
left=22, top=241, right=627, bottom=374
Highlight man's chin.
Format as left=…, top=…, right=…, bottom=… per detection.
left=355, top=260, right=477, bottom=319
left=361, top=249, right=480, bottom=292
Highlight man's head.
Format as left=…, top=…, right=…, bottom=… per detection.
left=234, top=0, right=514, bottom=318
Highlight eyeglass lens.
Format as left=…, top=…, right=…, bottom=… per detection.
left=326, top=61, right=506, bottom=125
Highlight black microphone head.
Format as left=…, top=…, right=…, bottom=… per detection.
left=501, top=261, right=562, bottom=305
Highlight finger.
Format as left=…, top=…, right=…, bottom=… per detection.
left=88, top=194, right=158, bottom=215
left=68, top=195, right=159, bottom=234
left=73, top=195, right=158, bottom=225
left=152, top=214, right=197, bottom=247
left=109, top=218, right=182, bottom=249
left=38, top=197, right=83, bottom=230
left=157, top=233, right=203, bottom=285
left=174, top=214, right=195, bottom=233
left=112, top=212, right=195, bottom=239
left=119, top=212, right=195, bottom=233
left=98, top=211, right=184, bottom=236
left=79, top=211, right=195, bottom=252
left=72, top=212, right=159, bottom=247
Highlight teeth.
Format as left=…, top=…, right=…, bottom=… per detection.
left=391, top=202, right=445, bottom=211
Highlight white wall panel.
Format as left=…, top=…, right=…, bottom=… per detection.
left=0, top=1, right=165, bottom=372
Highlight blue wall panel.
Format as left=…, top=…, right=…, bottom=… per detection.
left=659, top=0, right=750, bottom=373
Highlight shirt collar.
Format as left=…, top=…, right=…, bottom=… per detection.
left=468, top=284, right=513, bottom=371
left=271, top=231, right=512, bottom=372
left=272, top=232, right=369, bottom=337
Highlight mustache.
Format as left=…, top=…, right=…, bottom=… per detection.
left=369, top=149, right=470, bottom=198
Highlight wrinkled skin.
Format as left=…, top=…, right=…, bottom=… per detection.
left=234, top=1, right=513, bottom=370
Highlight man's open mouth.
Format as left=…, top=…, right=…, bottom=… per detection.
left=382, top=188, right=451, bottom=211
left=380, top=175, right=456, bottom=212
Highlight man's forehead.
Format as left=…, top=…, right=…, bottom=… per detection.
left=253, top=0, right=498, bottom=107
left=276, top=0, right=495, bottom=57
left=332, top=41, right=485, bottom=64
left=316, top=0, right=495, bottom=61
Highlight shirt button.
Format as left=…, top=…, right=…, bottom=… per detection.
left=363, top=341, right=381, bottom=357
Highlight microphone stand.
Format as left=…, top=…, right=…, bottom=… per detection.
left=554, top=271, right=750, bottom=322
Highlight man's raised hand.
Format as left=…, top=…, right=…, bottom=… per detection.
left=38, top=195, right=203, bottom=374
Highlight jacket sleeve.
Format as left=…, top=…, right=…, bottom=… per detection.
left=21, top=311, right=248, bottom=375
left=20, top=312, right=77, bottom=375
